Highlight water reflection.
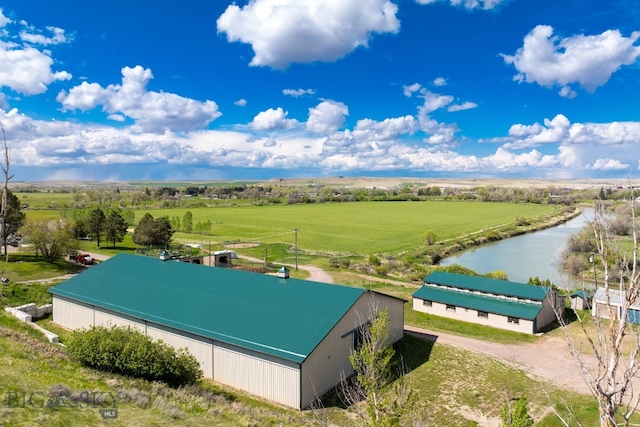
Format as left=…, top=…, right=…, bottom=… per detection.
left=439, top=208, right=594, bottom=285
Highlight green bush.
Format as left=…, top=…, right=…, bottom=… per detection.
left=66, top=325, right=202, bottom=387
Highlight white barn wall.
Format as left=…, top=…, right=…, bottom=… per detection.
left=147, top=324, right=214, bottom=378
left=94, top=309, right=145, bottom=333
left=52, top=296, right=94, bottom=329
left=213, top=341, right=300, bottom=409
left=412, top=297, right=534, bottom=334
left=52, top=291, right=403, bottom=410
left=300, top=292, right=404, bottom=409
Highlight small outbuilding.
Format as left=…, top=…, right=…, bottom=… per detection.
left=412, top=271, right=564, bottom=334
left=592, top=287, right=640, bottom=323
left=570, top=290, right=592, bottom=311
left=49, top=254, right=404, bottom=409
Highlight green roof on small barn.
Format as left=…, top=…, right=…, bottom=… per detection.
left=49, top=253, right=366, bottom=363
left=570, top=290, right=591, bottom=300
left=424, top=271, right=548, bottom=301
left=412, top=285, right=542, bottom=320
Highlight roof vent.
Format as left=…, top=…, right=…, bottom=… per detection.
left=277, top=266, right=290, bottom=279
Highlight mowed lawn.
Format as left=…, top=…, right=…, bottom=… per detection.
left=134, top=201, right=558, bottom=254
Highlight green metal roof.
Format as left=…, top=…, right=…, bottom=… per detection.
left=412, top=285, right=542, bottom=320
left=424, top=271, right=548, bottom=301
left=50, top=253, right=366, bottom=363
left=570, top=290, right=591, bottom=300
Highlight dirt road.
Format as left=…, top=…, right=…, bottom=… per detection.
left=405, top=325, right=599, bottom=396
left=235, top=254, right=334, bottom=283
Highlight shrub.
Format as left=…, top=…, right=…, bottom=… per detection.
left=67, top=325, right=202, bottom=387
left=368, top=253, right=381, bottom=266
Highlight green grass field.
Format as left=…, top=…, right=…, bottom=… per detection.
left=134, top=201, right=558, bottom=255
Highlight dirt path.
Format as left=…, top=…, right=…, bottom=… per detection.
left=405, top=325, right=597, bottom=395
left=236, top=255, right=334, bottom=283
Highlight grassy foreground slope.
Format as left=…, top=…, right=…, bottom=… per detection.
left=0, top=312, right=599, bottom=427
left=134, top=201, right=558, bottom=255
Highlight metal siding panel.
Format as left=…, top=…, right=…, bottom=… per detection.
left=94, top=310, right=145, bottom=332
left=147, top=324, right=213, bottom=378
left=300, top=292, right=404, bottom=409
left=628, top=309, right=640, bottom=325
left=52, top=296, right=94, bottom=330
left=213, top=341, right=300, bottom=409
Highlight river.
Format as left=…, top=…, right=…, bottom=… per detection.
left=439, top=208, right=594, bottom=285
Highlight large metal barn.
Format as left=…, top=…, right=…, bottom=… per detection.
left=49, top=253, right=404, bottom=409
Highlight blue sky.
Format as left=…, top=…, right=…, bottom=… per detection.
left=0, top=0, right=638, bottom=181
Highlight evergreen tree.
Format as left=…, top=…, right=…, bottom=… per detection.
left=2, top=190, right=25, bottom=253
left=104, top=210, right=128, bottom=248
left=87, top=208, right=106, bottom=247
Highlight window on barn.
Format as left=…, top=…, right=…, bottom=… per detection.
left=423, top=300, right=432, bottom=307
left=446, top=304, right=456, bottom=312
left=507, top=317, right=519, bottom=324
left=477, top=311, right=489, bottom=318
left=353, top=326, right=366, bottom=351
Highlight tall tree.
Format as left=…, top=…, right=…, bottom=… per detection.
left=182, top=211, right=193, bottom=233
left=104, top=210, right=128, bottom=248
left=87, top=208, right=106, bottom=247
left=555, top=199, right=640, bottom=427
left=20, top=219, right=77, bottom=263
left=133, top=213, right=174, bottom=246
left=2, top=190, right=25, bottom=254
left=0, top=120, right=14, bottom=278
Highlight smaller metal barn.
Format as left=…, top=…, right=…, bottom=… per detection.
left=412, top=271, right=564, bottom=334
left=49, top=253, right=404, bottom=409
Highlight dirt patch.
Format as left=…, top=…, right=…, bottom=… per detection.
left=0, top=324, right=69, bottom=359
left=225, top=243, right=260, bottom=249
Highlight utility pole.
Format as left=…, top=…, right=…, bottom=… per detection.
left=294, top=228, right=298, bottom=270
left=264, top=246, right=268, bottom=271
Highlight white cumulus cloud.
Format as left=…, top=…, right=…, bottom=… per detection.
left=588, top=158, right=628, bottom=170
left=306, top=100, right=349, bottom=134
left=234, top=98, right=247, bottom=107
left=250, top=107, right=298, bottom=131
left=448, top=101, right=477, bottom=112
left=217, top=0, right=400, bottom=69
left=403, top=83, right=421, bottom=97
left=283, top=88, right=316, bottom=97
left=502, top=25, right=640, bottom=96
left=0, top=8, right=10, bottom=27
left=20, top=26, right=71, bottom=45
left=56, top=65, right=221, bottom=133
left=0, top=13, right=72, bottom=96
left=433, top=77, right=447, bottom=87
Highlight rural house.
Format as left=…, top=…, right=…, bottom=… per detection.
left=49, top=254, right=404, bottom=409
left=412, top=271, right=563, bottom=334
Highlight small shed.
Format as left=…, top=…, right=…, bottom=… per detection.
left=570, top=290, right=591, bottom=311
left=213, top=250, right=237, bottom=267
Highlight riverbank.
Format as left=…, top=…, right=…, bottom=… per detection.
left=437, top=206, right=581, bottom=263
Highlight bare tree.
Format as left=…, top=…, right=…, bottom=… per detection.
left=555, top=199, right=640, bottom=426
left=0, top=120, right=14, bottom=278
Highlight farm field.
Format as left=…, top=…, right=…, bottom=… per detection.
left=133, top=201, right=560, bottom=255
